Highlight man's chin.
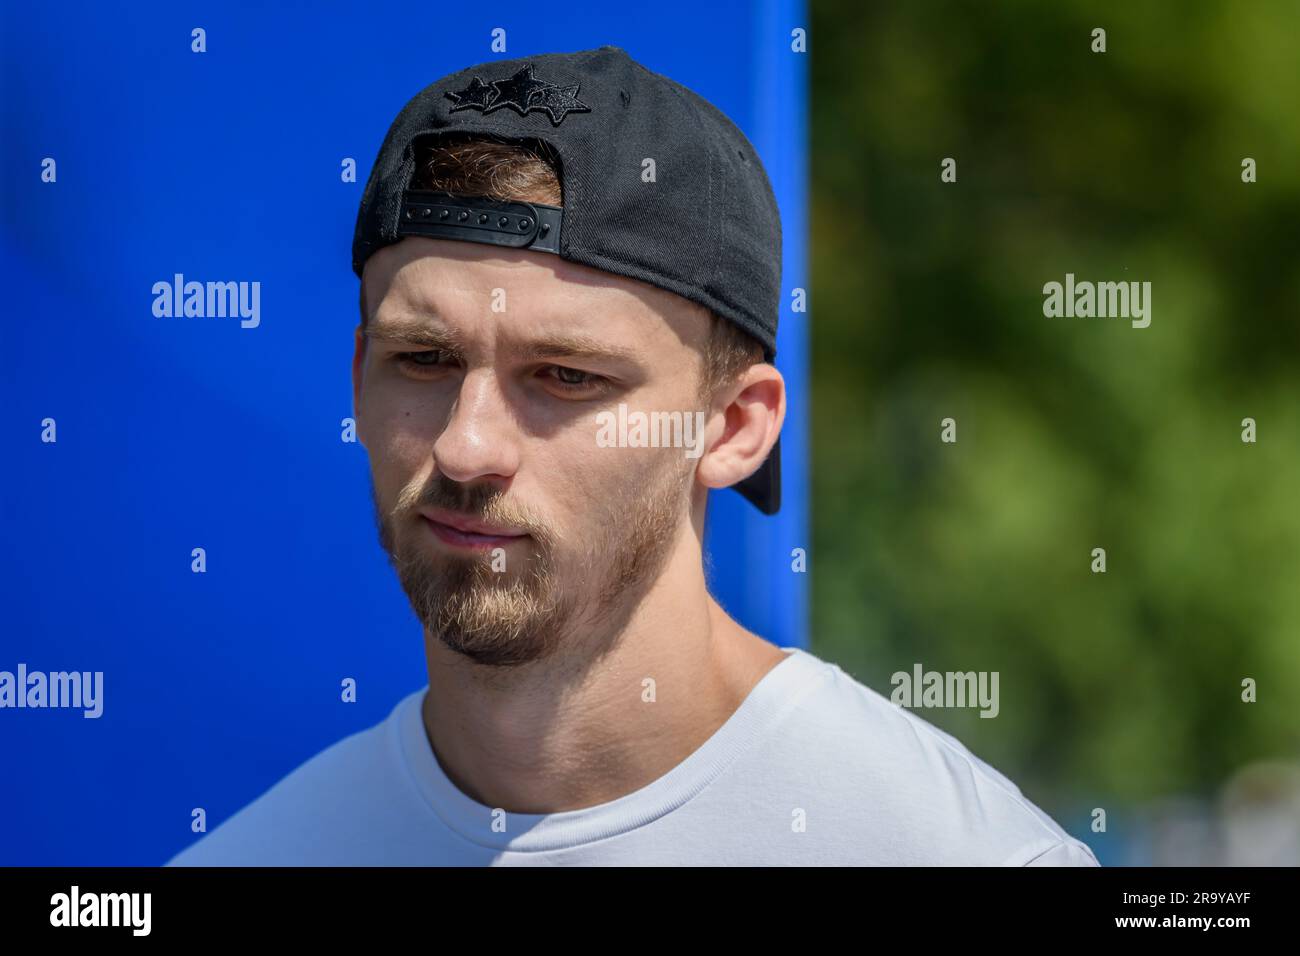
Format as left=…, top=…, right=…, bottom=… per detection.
left=392, top=549, right=569, bottom=667
left=432, top=593, right=573, bottom=668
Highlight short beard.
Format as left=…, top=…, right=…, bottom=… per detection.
left=372, top=454, right=691, bottom=669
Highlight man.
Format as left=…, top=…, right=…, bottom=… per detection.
left=168, top=46, right=1098, bottom=866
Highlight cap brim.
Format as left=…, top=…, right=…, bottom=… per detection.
left=733, top=436, right=780, bottom=515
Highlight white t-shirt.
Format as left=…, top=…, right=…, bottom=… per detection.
left=167, top=646, right=1099, bottom=866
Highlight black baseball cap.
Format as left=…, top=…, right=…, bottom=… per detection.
left=352, top=45, right=782, bottom=515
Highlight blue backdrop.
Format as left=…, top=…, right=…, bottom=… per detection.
left=0, top=0, right=807, bottom=865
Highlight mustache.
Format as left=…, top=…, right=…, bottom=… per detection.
left=392, top=473, right=558, bottom=548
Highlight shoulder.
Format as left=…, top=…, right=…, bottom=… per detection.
left=165, top=691, right=422, bottom=866
left=768, top=649, right=1100, bottom=866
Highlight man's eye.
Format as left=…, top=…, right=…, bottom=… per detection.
left=544, top=365, right=608, bottom=394
left=395, top=350, right=448, bottom=369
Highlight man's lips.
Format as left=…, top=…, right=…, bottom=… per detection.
left=418, top=508, right=529, bottom=550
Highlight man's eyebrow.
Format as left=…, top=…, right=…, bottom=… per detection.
left=365, top=320, right=464, bottom=352
left=520, top=334, right=641, bottom=364
left=365, top=321, right=642, bottom=364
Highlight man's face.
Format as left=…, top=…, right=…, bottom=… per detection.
left=353, top=237, right=713, bottom=668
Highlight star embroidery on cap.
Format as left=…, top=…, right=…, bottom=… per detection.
left=531, top=83, right=590, bottom=125
left=444, top=75, right=497, bottom=111
left=444, top=64, right=591, bottom=126
left=484, top=65, right=553, bottom=116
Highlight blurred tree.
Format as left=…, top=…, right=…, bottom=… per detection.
left=810, top=0, right=1300, bottom=816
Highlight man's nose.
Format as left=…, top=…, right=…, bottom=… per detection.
left=431, top=368, right=521, bottom=485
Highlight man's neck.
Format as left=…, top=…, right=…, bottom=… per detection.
left=419, top=538, right=788, bottom=814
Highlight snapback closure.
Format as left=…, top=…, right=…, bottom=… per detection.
left=396, top=191, right=563, bottom=254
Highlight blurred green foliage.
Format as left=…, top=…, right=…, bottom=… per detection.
left=810, top=0, right=1300, bottom=810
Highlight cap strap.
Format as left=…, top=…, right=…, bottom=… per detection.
left=396, top=191, right=563, bottom=254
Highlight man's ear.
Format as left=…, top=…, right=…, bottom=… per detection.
left=351, top=324, right=367, bottom=449
left=696, top=363, right=785, bottom=492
